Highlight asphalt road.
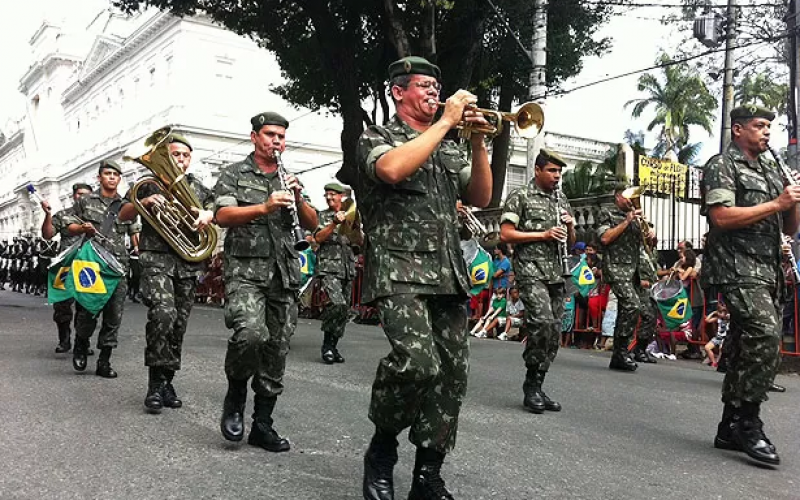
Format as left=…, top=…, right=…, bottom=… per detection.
left=0, top=289, right=797, bottom=500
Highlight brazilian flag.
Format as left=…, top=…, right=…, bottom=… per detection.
left=48, top=240, right=124, bottom=315
left=571, top=255, right=596, bottom=297
left=468, top=247, right=494, bottom=296
left=299, top=248, right=316, bottom=286
left=656, top=286, right=693, bottom=331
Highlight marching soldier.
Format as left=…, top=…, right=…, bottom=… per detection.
left=214, top=112, right=317, bottom=452
left=66, top=160, right=139, bottom=378
left=703, top=105, right=798, bottom=466
left=500, top=149, right=575, bottom=414
left=119, top=133, right=215, bottom=413
left=597, top=183, right=659, bottom=372
left=314, top=182, right=362, bottom=364
left=354, top=56, right=492, bottom=500
left=41, top=183, right=93, bottom=353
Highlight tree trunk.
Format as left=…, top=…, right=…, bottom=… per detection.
left=489, top=67, right=516, bottom=208
left=420, top=0, right=436, bottom=60
left=302, top=0, right=366, bottom=187
left=437, top=1, right=489, bottom=96
left=383, top=0, right=410, bottom=58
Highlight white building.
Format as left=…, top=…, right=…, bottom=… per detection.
left=0, top=3, right=622, bottom=242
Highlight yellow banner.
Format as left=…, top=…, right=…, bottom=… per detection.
left=638, top=156, right=688, bottom=198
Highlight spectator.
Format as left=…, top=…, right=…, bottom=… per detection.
left=704, top=301, right=729, bottom=368
left=572, top=241, right=586, bottom=257
left=599, top=289, right=617, bottom=350
left=474, top=286, right=507, bottom=339
left=499, top=287, right=525, bottom=341
left=492, top=243, right=512, bottom=291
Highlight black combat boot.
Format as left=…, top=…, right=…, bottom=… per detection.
left=95, top=347, right=118, bottom=378
left=537, top=371, right=561, bottom=412
left=72, top=339, right=89, bottom=372
left=144, top=367, right=165, bottom=413
left=609, top=348, right=638, bottom=372
left=714, top=403, right=741, bottom=451
left=332, top=336, right=345, bottom=363
left=522, top=369, right=545, bottom=414
left=321, top=331, right=335, bottom=364
left=220, top=378, right=248, bottom=442
left=161, top=369, right=183, bottom=408
left=733, top=402, right=780, bottom=465
left=768, top=382, right=786, bottom=393
left=637, top=341, right=657, bottom=363
left=55, top=323, right=71, bottom=354
left=363, top=429, right=399, bottom=500
left=407, top=448, right=455, bottom=500
left=248, top=395, right=290, bottom=452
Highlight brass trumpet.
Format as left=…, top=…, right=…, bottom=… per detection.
left=435, top=101, right=544, bottom=139
left=459, top=207, right=499, bottom=244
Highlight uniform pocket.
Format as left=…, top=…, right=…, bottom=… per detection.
left=385, top=221, right=441, bottom=285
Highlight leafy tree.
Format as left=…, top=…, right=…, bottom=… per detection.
left=735, top=71, right=789, bottom=116
left=625, top=54, right=716, bottom=159
left=114, top=0, right=613, bottom=192
left=561, top=156, right=617, bottom=200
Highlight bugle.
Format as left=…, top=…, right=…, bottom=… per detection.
left=433, top=101, right=544, bottom=139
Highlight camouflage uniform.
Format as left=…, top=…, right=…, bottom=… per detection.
left=69, top=192, right=138, bottom=353
left=355, top=115, right=472, bottom=453
left=214, top=153, right=302, bottom=398
left=501, top=183, right=571, bottom=374
left=50, top=206, right=82, bottom=336
left=134, top=175, right=214, bottom=370
left=597, top=208, right=657, bottom=349
left=315, top=208, right=356, bottom=345
left=701, top=142, right=784, bottom=406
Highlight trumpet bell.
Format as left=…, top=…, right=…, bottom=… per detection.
left=621, top=186, right=644, bottom=199
left=513, top=102, right=545, bottom=139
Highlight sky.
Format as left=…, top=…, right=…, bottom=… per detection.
left=0, top=0, right=788, bottom=166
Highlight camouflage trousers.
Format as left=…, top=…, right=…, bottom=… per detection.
left=719, top=285, right=781, bottom=405
left=223, top=274, right=298, bottom=398
left=609, top=278, right=656, bottom=349
left=370, top=294, right=469, bottom=453
left=74, top=280, right=128, bottom=352
left=519, top=281, right=565, bottom=373
left=52, top=298, right=75, bottom=328
left=319, top=275, right=352, bottom=339
left=140, top=252, right=200, bottom=370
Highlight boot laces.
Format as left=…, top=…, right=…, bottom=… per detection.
left=163, top=382, right=177, bottom=401
left=419, top=463, right=451, bottom=497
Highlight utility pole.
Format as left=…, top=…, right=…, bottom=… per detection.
left=788, top=0, right=799, bottom=169
left=527, top=0, right=547, bottom=177
left=720, top=0, right=737, bottom=152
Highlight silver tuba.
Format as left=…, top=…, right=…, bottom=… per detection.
left=124, top=126, right=218, bottom=263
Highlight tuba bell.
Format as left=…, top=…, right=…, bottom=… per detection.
left=124, top=126, right=218, bottom=263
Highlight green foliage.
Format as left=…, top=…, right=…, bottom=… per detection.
left=735, top=72, right=788, bottom=117
left=561, top=157, right=617, bottom=200
left=625, top=54, right=716, bottom=159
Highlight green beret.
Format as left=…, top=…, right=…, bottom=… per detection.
left=388, top=56, right=441, bottom=81
left=71, top=183, right=92, bottom=194
left=324, top=182, right=345, bottom=194
left=251, top=112, right=289, bottom=132
left=99, top=159, right=122, bottom=175
left=167, top=133, right=192, bottom=151
left=730, top=104, right=775, bottom=122
left=537, top=149, right=567, bottom=168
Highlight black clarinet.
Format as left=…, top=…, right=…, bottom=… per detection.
left=555, top=188, right=571, bottom=277
left=769, top=146, right=800, bottom=283
left=274, top=151, right=310, bottom=251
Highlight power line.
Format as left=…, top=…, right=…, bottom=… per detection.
left=581, top=1, right=783, bottom=8
left=535, top=29, right=793, bottom=100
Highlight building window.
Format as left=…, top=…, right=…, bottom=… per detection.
left=506, top=166, right=527, bottom=192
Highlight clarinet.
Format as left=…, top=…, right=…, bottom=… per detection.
left=555, top=188, right=571, bottom=277
left=274, top=151, right=310, bottom=251
left=769, top=146, right=800, bottom=283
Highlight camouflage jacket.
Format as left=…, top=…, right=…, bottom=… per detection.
left=314, top=208, right=356, bottom=280
left=214, top=152, right=303, bottom=290
left=701, top=142, right=784, bottom=287
left=597, top=207, right=654, bottom=284
left=70, top=191, right=139, bottom=266
left=52, top=206, right=82, bottom=250
left=501, top=182, right=572, bottom=284
left=133, top=173, right=214, bottom=268
left=354, top=114, right=472, bottom=303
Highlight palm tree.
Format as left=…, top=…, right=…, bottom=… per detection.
left=561, top=159, right=617, bottom=200
left=735, top=72, right=788, bottom=116
left=625, top=54, right=716, bottom=159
